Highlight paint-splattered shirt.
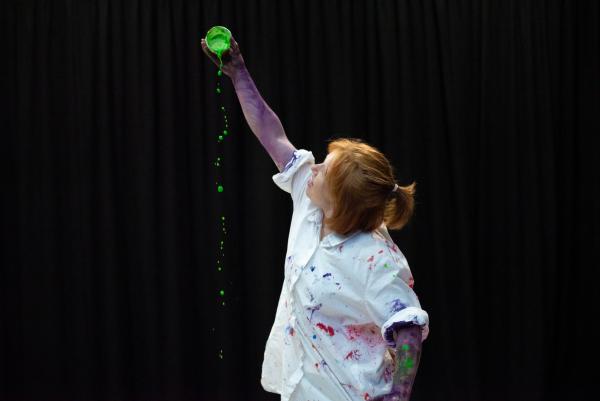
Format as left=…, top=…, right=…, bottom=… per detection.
left=261, top=149, right=430, bottom=401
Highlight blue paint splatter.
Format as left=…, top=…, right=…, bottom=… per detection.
left=323, top=273, right=333, bottom=278
left=310, top=265, right=316, bottom=272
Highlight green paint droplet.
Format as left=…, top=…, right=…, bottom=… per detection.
left=220, top=290, right=225, bottom=296
left=404, top=357, right=414, bottom=369
left=216, top=88, right=221, bottom=94
left=217, top=70, right=222, bottom=76
left=221, top=216, right=225, bottom=220
left=218, top=267, right=222, bottom=271
left=217, top=185, right=224, bottom=192
left=221, top=106, right=225, bottom=110
left=223, top=129, right=228, bottom=135
left=218, top=135, right=223, bottom=140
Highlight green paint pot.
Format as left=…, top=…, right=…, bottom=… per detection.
left=205, top=26, right=232, bottom=58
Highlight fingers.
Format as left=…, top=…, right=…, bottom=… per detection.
left=229, top=35, right=239, bottom=51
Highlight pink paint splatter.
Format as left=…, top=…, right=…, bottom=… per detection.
left=388, top=243, right=399, bottom=254
left=344, top=349, right=361, bottom=360
left=364, top=392, right=371, bottom=400
left=316, top=322, right=335, bottom=336
left=345, top=325, right=361, bottom=341
left=345, top=324, right=386, bottom=347
left=378, top=249, right=384, bottom=254
left=367, top=255, right=374, bottom=262
left=408, top=276, right=414, bottom=288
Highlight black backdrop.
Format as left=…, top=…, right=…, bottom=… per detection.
left=2, top=1, right=599, bottom=401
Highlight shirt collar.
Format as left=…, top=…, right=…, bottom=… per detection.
left=308, top=208, right=362, bottom=248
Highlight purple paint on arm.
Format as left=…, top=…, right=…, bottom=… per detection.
left=372, top=325, right=423, bottom=401
left=231, top=66, right=296, bottom=171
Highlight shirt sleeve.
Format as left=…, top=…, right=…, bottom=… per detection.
left=272, top=149, right=315, bottom=206
left=363, top=249, right=429, bottom=348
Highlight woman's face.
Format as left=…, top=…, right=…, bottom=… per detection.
left=307, top=151, right=336, bottom=210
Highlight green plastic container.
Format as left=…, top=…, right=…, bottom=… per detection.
left=205, top=26, right=232, bottom=60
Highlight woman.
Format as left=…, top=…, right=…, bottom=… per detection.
left=202, top=34, right=429, bottom=401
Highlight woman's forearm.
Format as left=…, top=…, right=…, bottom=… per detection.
left=390, top=324, right=423, bottom=400
left=230, top=66, right=286, bottom=144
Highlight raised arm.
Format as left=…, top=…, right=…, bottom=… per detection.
left=230, top=66, right=297, bottom=173
left=201, top=34, right=297, bottom=172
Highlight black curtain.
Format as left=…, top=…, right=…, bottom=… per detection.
left=2, top=1, right=599, bottom=400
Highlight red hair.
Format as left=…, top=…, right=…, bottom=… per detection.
left=323, top=138, right=416, bottom=235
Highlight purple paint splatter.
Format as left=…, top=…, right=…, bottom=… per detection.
left=388, top=299, right=408, bottom=313
left=306, top=303, right=322, bottom=322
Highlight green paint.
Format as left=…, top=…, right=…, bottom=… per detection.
left=205, top=25, right=232, bottom=71
left=401, top=343, right=410, bottom=352
left=205, top=27, right=235, bottom=361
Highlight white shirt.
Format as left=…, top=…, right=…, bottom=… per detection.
left=261, top=149, right=430, bottom=401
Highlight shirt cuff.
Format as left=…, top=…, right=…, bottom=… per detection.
left=271, top=149, right=314, bottom=194
left=381, top=306, right=429, bottom=347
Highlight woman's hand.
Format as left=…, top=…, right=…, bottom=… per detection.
left=201, top=34, right=246, bottom=78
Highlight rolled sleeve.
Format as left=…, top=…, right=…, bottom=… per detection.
left=364, top=251, right=429, bottom=348
left=272, top=149, right=315, bottom=206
